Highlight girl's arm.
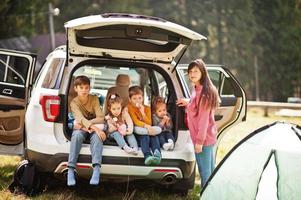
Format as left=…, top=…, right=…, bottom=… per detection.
left=195, top=108, right=211, bottom=146
left=122, top=109, right=133, bottom=135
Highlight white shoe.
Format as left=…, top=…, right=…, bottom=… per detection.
left=168, top=139, right=174, bottom=150
left=163, top=143, right=171, bottom=151
left=131, top=147, right=139, bottom=155
left=123, top=145, right=134, bottom=154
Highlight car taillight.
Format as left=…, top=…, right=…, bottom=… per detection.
left=39, top=95, right=61, bottom=122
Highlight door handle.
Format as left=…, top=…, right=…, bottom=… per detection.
left=2, top=88, right=13, bottom=95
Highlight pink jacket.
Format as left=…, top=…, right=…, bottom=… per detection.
left=186, top=85, right=217, bottom=146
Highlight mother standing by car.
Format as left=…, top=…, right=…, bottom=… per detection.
left=176, top=59, right=220, bottom=189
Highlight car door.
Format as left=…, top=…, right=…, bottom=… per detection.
left=65, top=13, right=206, bottom=66
left=0, top=49, right=36, bottom=155
left=177, top=64, right=247, bottom=146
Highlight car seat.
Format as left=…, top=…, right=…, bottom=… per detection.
left=104, top=74, right=131, bottom=114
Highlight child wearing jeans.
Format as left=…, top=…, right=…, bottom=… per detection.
left=105, top=93, right=138, bottom=155
left=68, top=75, right=107, bottom=186
left=152, top=97, right=175, bottom=151
left=127, top=86, right=162, bottom=165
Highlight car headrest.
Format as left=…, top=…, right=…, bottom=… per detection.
left=116, top=74, right=130, bottom=87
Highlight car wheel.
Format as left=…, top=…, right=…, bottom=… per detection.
left=170, top=166, right=196, bottom=196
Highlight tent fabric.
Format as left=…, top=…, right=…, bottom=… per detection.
left=200, top=122, right=301, bottom=200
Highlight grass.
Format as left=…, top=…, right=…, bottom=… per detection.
left=0, top=108, right=300, bottom=200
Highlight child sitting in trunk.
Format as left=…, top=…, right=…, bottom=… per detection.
left=127, top=86, right=162, bottom=165
left=68, top=75, right=106, bottom=186
left=152, top=96, right=175, bottom=151
left=105, top=93, right=138, bottom=155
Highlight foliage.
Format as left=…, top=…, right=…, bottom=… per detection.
left=0, top=0, right=300, bottom=101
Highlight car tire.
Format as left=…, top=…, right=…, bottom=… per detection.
left=170, top=165, right=196, bottom=196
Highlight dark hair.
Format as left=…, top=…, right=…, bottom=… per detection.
left=129, top=85, right=143, bottom=98
left=74, top=75, right=90, bottom=86
left=188, top=59, right=219, bottom=111
left=152, top=96, right=166, bottom=112
left=106, top=93, right=123, bottom=121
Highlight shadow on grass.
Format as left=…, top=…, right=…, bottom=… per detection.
left=30, top=177, right=200, bottom=200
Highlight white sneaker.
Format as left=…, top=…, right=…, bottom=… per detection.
left=163, top=143, right=171, bottom=151
left=131, top=147, right=139, bottom=155
left=123, top=145, right=134, bottom=154
left=168, top=139, right=174, bottom=150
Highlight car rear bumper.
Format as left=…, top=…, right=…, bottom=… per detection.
left=26, top=149, right=195, bottom=180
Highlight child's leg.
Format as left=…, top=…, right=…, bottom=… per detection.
left=126, top=134, right=138, bottom=149
left=149, top=136, right=161, bottom=165
left=136, top=135, right=151, bottom=158
left=67, top=130, right=88, bottom=186
left=89, top=132, right=104, bottom=185
left=134, top=126, right=149, bottom=135
left=149, top=136, right=161, bottom=154
left=68, top=130, right=88, bottom=168
left=109, top=131, right=127, bottom=148
left=158, top=133, right=166, bottom=147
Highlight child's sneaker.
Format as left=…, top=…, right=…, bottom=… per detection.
left=131, top=147, right=139, bottom=155
left=168, top=139, right=174, bottom=150
left=163, top=142, right=171, bottom=151
left=153, top=149, right=161, bottom=165
left=123, top=145, right=134, bottom=154
left=144, top=156, right=156, bottom=165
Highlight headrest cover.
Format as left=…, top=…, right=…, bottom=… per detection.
left=116, top=74, right=130, bottom=87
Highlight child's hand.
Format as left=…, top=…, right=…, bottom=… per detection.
left=91, top=125, right=107, bottom=141
left=176, top=98, right=189, bottom=107
left=195, top=144, right=203, bottom=153
left=118, top=124, right=127, bottom=136
left=147, top=126, right=157, bottom=136
left=73, top=120, right=83, bottom=130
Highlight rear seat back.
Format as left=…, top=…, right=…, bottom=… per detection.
left=104, top=74, right=131, bottom=114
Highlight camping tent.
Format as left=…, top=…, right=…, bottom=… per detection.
left=201, top=122, right=301, bottom=200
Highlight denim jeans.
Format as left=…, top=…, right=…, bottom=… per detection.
left=109, top=132, right=138, bottom=149
left=158, top=131, right=175, bottom=147
left=68, top=130, right=103, bottom=168
left=136, top=135, right=161, bottom=158
left=134, top=126, right=161, bottom=135
left=195, top=145, right=215, bottom=187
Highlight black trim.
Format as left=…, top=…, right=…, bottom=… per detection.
left=291, top=126, right=301, bottom=141
left=63, top=59, right=183, bottom=141
left=254, top=150, right=276, bottom=198
left=0, top=104, right=24, bottom=111
left=26, top=149, right=195, bottom=179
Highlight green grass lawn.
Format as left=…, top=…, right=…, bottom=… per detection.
left=1, top=108, right=300, bottom=200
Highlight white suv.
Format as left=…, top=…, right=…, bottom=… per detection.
left=0, top=13, right=246, bottom=194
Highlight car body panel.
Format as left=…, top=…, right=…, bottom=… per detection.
left=65, top=14, right=206, bottom=63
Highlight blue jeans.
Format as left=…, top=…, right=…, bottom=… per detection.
left=136, top=135, right=161, bottom=158
left=195, top=145, right=215, bottom=187
left=158, top=131, right=175, bottom=147
left=109, top=131, right=138, bottom=148
left=68, top=130, right=103, bottom=168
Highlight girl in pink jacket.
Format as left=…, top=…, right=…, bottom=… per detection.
left=177, top=59, right=220, bottom=188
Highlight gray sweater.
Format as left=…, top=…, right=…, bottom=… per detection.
left=152, top=113, right=173, bottom=132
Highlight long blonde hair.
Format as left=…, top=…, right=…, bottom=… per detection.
left=188, top=59, right=220, bottom=111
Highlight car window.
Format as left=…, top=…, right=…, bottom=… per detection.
left=153, top=70, right=169, bottom=100
left=42, top=58, right=65, bottom=89
left=0, top=54, right=29, bottom=86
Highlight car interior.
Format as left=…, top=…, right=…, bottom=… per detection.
left=66, top=64, right=183, bottom=146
